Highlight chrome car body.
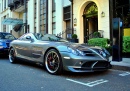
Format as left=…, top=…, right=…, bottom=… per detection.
left=0, top=32, right=16, bottom=55
left=9, top=33, right=112, bottom=75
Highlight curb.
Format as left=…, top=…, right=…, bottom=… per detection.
left=112, top=65, right=130, bottom=72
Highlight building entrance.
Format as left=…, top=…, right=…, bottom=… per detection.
left=83, top=2, right=98, bottom=43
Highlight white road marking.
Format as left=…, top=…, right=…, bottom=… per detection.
left=66, top=79, right=108, bottom=87
left=119, top=72, right=130, bottom=76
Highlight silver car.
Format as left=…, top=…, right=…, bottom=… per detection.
left=9, top=33, right=112, bottom=75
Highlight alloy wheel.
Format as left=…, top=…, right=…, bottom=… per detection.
left=9, top=48, right=16, bottom=63
left=45, top=49, right=62, bottom=74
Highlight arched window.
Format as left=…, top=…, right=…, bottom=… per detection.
left=83, top=2, right=98, bottom=18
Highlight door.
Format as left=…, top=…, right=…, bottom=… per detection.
left=15, top=40, right=32, bottom=59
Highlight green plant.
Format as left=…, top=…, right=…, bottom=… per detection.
left=88, top=36, right=130, bottom=54
left=93, top=32, right=101, bottom=38
left=88, top=38, right=108, bottom=47
left=72, top=34, right=77, bottom=39
left=123, top=36, right=130, bottom=53
left=88, top=38, right=112, bottom=54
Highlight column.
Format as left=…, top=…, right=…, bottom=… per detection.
left=48, top=0, right=52, bottom=34
left=27, top=0, right=35, bottom=33
left=55, top=0, right=63, bottom=36
left=36, top=0, right=40, bottom=33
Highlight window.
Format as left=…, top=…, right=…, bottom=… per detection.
left=4, top=0, right=6, bottom=9
left=63, top=6, right=71, bottom=20
left=34, top=0, right=37, bottom=31
left=52, top=0, right=56, bottom=34
left=3, top=16, right=6, bottom=32
left=40, top=0, right=47, bottom=34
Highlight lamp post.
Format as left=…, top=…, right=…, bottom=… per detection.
left=23, top=0, right=27, bottom=33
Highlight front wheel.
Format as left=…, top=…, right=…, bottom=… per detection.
left=9, top=48, right=17, bottom=63
left=45, top=49, right=63, bottom=75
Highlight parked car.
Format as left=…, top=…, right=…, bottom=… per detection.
left=0, top=32, right=16, bottom=55
left=9, top=33, right=112, bottom=75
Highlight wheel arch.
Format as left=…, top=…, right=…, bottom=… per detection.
left=9, top=46, right=13, bottom=52
left=43, top=47, right=61, bottom=63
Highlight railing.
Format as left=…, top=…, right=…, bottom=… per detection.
left=13, top=0, right=20, bottom=3
left=57, top=29, right=104, bottom=43
left=56, top=28, right=72, bottom=38
left=84, top=32, right=95, bottom=43
left=84, top=30, right=104, bottom=43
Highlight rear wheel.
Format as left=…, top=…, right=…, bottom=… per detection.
left=9, top=48, right=17, bottom=63
left=45, top=49, right=63, bottom=75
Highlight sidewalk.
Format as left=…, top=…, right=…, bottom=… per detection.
left=110, top=57, right=130, bottom=71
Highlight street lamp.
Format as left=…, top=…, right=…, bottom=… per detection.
left=74, top=18, right=77, bottom=26
left=101, top=11, right=105, bottom=17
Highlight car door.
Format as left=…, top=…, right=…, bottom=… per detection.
left=15, top=34, right=32, bottom=60
left=31, top=41, right=45, bottom=62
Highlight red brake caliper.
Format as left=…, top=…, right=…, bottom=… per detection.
left=48, top=56, right=53, bottom=69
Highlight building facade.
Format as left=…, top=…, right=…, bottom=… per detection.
left=71, top=0, right=110, bottom=43
left=0, top=0, right=112, bottom=43
left=0, top=0, right=24, bottom=38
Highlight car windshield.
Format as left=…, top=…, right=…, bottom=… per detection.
left=34, top=33, right=68, bottom=42
left=0, top=32, right=16, bottom=40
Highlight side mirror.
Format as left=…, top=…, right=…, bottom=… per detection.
left=26, top=36, right=34, bottom=42
left=26, top=36, right=31, bottom=40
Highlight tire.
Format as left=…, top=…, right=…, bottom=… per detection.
left=45, top=49, right=63, bottom=75
left=9, top=48, right=17, bottom=63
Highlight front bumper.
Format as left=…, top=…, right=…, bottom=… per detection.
left=0, top=48, right=9, bottom=55
left=60, top=52, right=112, bottom=72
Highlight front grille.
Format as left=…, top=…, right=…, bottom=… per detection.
left=83, top=51, right=95, bottom=56
left=82, top=61, right=111, bottom=68
left=82, top=61, right=96, bottom=67
left=94, top=61, right=110, bottom=68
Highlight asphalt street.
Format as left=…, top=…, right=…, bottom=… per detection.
left=0, top=56, right=130, bottom=91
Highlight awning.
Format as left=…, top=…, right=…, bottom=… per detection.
left=2, top=18, right=23, bottom=25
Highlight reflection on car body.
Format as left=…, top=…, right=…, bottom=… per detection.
left=9, top=33, right=112, bottom=75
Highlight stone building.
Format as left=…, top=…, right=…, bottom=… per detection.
left=1, top=0, right=129, bottom=43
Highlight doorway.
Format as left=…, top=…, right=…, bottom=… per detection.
left=83, top=2, right=98, bottom=43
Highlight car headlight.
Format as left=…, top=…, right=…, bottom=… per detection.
left=76, top=49, right=85, bottom=56
left=100, top=51, right=106, bottom=57
left=68, top=47, right=79, bottom=55
left=0, top=46, right=4, bottom=49
left=0, top=42, right=3, bottom=45
left=68, top=47, right=85, bottom=56
left=103, top=48, right=110, bottom=56
left=0, top=42, right=4, bottom=49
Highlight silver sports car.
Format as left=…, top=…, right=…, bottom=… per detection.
left=9, top=33, right=112, bottom=75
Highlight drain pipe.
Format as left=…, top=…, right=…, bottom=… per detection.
left=24, top=0, right=27, bottom=33
left=70, top=0, right=74, bottom=34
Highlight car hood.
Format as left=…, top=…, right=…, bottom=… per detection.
left=60, top=42, right=102, bottom=51
left=0, top=39, right=13, bottom=43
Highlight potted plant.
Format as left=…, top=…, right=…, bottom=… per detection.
left=71, top=34, right=79, bottom=43
left=93, top=31, right=101, bottom=38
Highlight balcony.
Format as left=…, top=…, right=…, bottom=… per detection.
left=13, top=0, right=20, bottom=4
left=69, top=0, right=73, bottom=2
left=14, top=5, right=24, bottom=12
left=8, top=0, right=27, bottom=12
left=8, top=0, right=14, bottom=7
left=14, top=0, right=24, bottom=12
